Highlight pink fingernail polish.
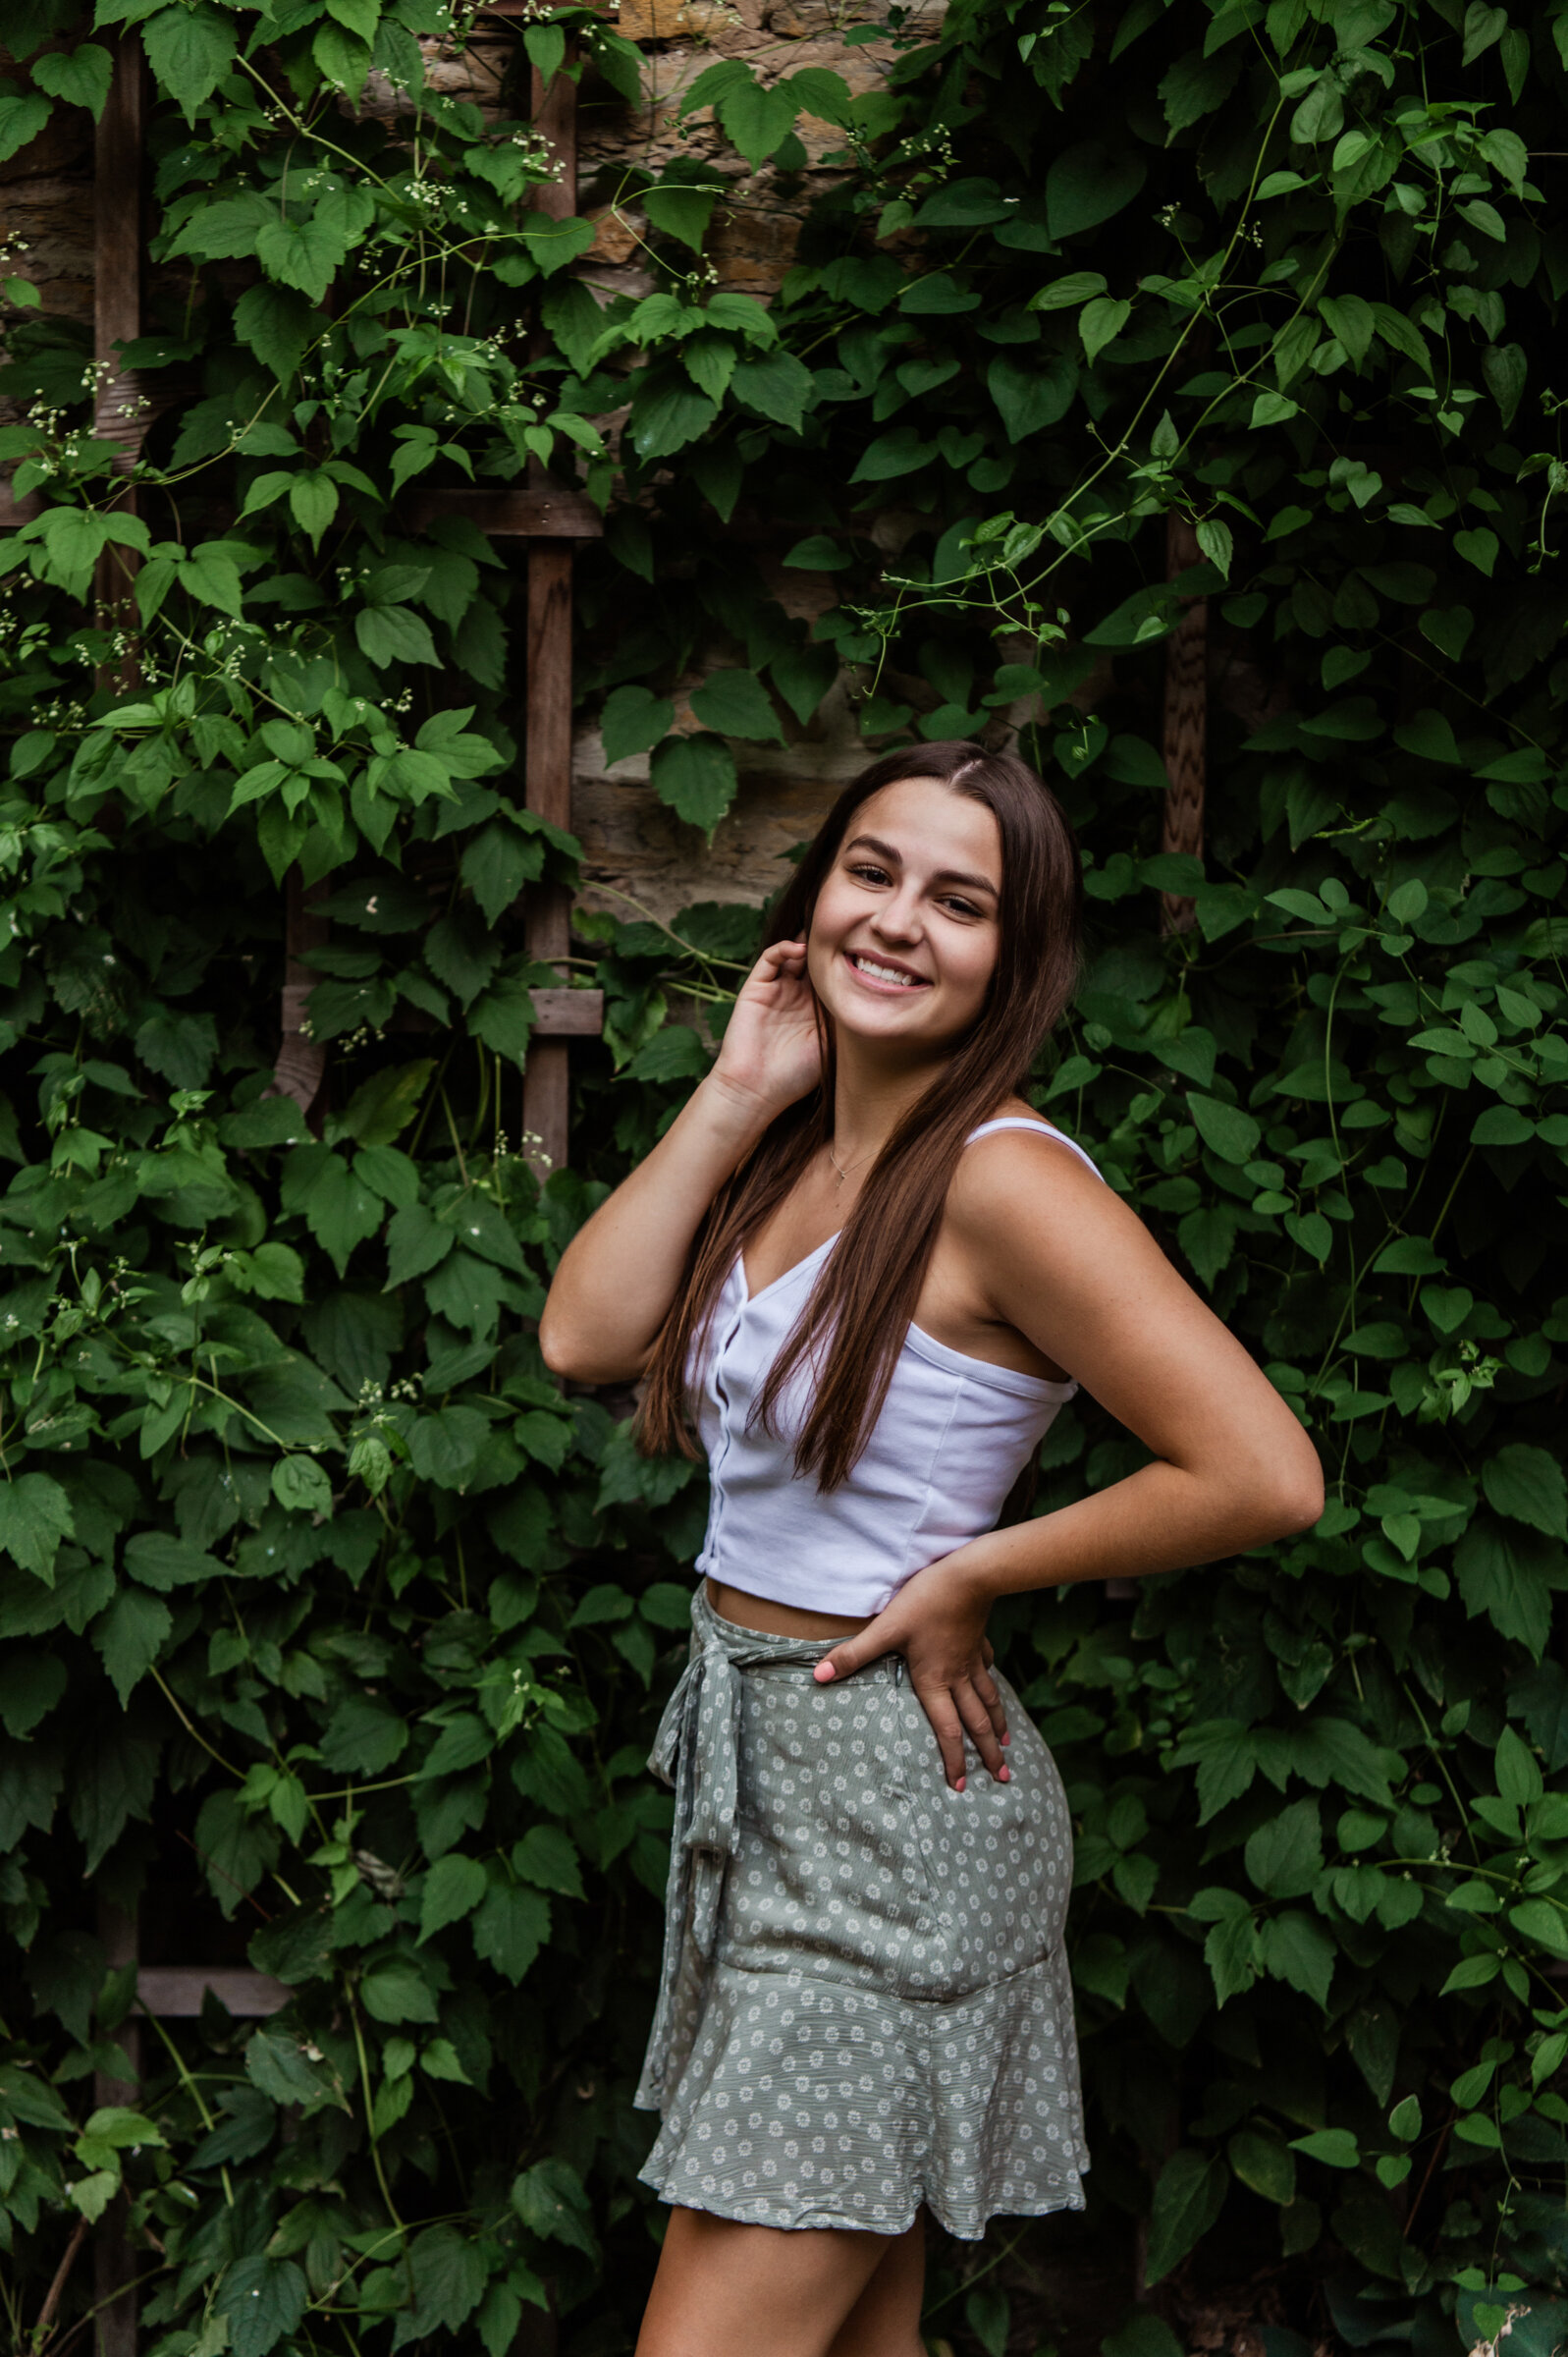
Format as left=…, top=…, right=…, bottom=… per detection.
left=1000, top=1731, right=1011, bottom=1745
left=814, top=1662, right=835, bottom=1681
left=999, top=1766, right=1010, bottom=1781
left=953, top=1776, right=965, bottom=1792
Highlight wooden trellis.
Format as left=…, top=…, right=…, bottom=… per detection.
left=58, top=25, right=600, bottom=2355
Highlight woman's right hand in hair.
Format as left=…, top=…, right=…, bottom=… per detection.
left=708, top=937, right=822, bottom=1124
left=540, top=940, right=818, bottom=1384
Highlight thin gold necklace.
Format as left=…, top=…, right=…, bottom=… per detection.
left=828, top=1139, right=870, bottom=1186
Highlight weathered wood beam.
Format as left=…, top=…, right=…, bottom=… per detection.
left=404, top=484, right=603, bottom=538
left=272, top=871, right=330, bottom=1120
left=92, top=35, right=146, bottom=691
left=1160, top=511, right=1207, bottom=937
left=530, top=988, right=603, bottom=1035
left=135, top=1967, right=291, bottom=2016
left=517, top=50, right=589, bottom=1182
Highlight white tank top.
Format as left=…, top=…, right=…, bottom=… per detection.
left=688, top=1118, right=1103, bottom=1616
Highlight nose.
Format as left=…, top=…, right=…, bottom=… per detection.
left=870, top=881, right=923, bottom=942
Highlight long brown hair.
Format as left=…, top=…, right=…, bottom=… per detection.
left=637, top=740, right=1084, bottom=1489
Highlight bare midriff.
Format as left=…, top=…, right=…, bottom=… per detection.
left=705, top=1577, right=873, bottom=1641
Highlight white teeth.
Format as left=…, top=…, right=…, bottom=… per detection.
left=850, top=955, right=922, bottom=987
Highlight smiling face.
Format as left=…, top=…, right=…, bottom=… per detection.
left=805, top=777, right=1004, bottom=1063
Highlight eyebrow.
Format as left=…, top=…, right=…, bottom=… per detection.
left=843, top=834, right=1000, bottom=898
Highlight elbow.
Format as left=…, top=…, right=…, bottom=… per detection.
left=537, top=1311, right=644, bottom=1388
left=537, top=1308, right=586, bottom=1383
left=1264, top=1434, right=1325, bottom=1539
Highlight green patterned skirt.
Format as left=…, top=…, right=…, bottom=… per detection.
left=634, top=1584, right=1088, bottom=2241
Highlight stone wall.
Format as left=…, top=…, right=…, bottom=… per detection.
left=0, top=0, right=946, bottom=926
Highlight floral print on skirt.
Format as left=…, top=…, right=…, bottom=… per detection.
left=634, top=1584, right=1088, bottom=2240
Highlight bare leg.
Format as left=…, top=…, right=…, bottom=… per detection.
left=825, top=2213, right=925, bottom=2357
left=635, top=2206, right=911, bottom=2357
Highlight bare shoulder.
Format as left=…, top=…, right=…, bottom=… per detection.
left=946, top=1115, right=1151, bottom=1284
left=947, top=1116, right=1112, bottom=1225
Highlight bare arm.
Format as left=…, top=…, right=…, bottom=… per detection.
left=538, top=939, right=819, bottom=1384
left=815, top=1134, right=1325, bottom=1786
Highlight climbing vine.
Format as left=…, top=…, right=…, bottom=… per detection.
left=0, top=1, right=1566, bottom=2354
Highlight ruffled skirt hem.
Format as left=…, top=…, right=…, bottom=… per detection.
left=636, top=1951, right=1088, bottom=2245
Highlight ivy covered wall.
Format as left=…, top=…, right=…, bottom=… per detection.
left=0, top=3, right=1566, bottom=2357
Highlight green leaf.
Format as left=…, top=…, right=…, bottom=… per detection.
left=398, top=2224, right=487, bottom=2342
left=849, top=425, right=938, bottom=483
left=1080, top=296, right=1131, bottom=362
left=245, top=2026, right=349, bottom=2113
left=1177, top=1205, right=1237, bottom=1289
left=141, top=4, right=237, bottom=118
left=688, top=669, right=784, bottom=743
left=341, top=1060, right=434, bottom=1148
left=1454, top=526, right=1499, bottom=576
left=177, top=543, right=243, bottom=620
left=643, top=179, right=721, bottom=250
left=1290, top=2127, right=1361, bottom=2168
left=730, top=351, right=814, bottom=433
left=1483, top=1446, right=1566, bottom=1538
left=320, top=1692, right=406, bottom=1775
left=357, top=606, right=438, bottom=669
left=717, top=75, right=799, bottom=166
left=234, top=281, right=318, bottom=382
left=1244, top=1799, right=1323, bottom=1899
left=1145, top=2149, right=1227, bottom=2284
left=1455, top=1518, right=1553, bottom=1658
left=257, top=210, right=352, bottom=305
left=1495, top=1724, right=1544, bottom=1805
left=1046, top=141, right=1146, bottom=238
left=1260, top=1910, right=1336, bottom=2007
left=289, top=470, right=338, bottom=547
left=359, top=1954, right=440, bottom=2023
left=0, top=1474, right=75, bottom=1583
left=0, top=93, right=51, bottom=165
left=468, top=974, right=540, bottom=1066
left=1509, top=1898, right=1568, bottom=1958
left=1483, top=342, right=1528, bottom=429
left=419, top=1850, right=487, bottom=1941
left=296, top=1150, right=384, bottom=1277
left=385, top=1202, right=457, bottom=1286
left=1187, top=1094, right=1261, bottom=1165
left=512, top=2158, right=598, bottom=2257
left=1471, top=1105, right=1534, bottom=1145
left=628, top=372, right=718, bottom=461
left=90, top=1587, right=172, bottom=1707
left=32, top=42, right=115, bottom=118
left=987, top=353, right=1078, bottom=440
left=0, top=1647, right=66, bottom=1737
left=124, top=1534, right=223, bottom=1591
left=270, top=1456, right=334, bottom=1518
left=601, top=685, right=677, bottom=767
left=313, top=18, right=371, bottom=98
left=649, top=734, right=737, bottom=834
left=519, top=212, right=596, bottom=277
left=472, top=1882, right=550, bottom=1982
left=512, top=1823, right=585, bottom=1898
left=1228, top=2128, right=1296, bottom=2205
left=914, top=176, right=1012, bottom=228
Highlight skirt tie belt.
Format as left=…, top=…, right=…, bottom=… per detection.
left=639, top=1588, right=843, bottom=2108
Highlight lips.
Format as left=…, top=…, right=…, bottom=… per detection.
left=845, top=951, right=931, bottom=991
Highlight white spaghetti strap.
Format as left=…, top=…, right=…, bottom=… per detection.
left=963, top=1116, right=1104, bottom=1182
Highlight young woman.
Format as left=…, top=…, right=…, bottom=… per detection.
left=540, top=741, right=1324, bottom=2357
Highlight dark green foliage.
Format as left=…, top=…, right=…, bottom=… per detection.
left=0, top=0, right=1566, bottom=2352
